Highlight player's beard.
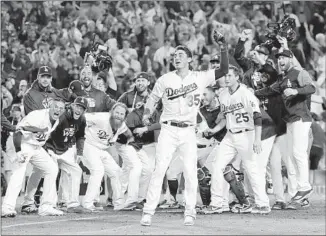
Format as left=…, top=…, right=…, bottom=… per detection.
left=110, top=116, right=123, bottom=130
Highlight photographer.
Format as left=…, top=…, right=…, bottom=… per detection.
left=234, top=29, right=277, bottom=88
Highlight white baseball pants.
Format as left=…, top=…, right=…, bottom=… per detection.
left=269, top=134, right=297, bottom=202
left=244, top=135, right=275, bottom=206
left=23, top=147, right=82, bottom=209
left=210, top=131, right=269, bottom=207
left=81, top=142, right=123, bottom=208
left=286, top=120, right=312, bottom=192
left=2, top=144, right=58, bottom=212
left=116, top=143, right=155, bottom=204
left=143, top=124, right=198, bottom=218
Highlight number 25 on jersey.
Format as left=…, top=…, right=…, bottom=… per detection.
left=187, top=94, right=200, bottom=107
left=235, top=112, right=249, bottom=123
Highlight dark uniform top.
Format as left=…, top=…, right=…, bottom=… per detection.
left=44, top=108, right=86, bottom=156
left=23, top=80, right=62, bottom=115
left=118, top=88, right=150, bottom=109
left=197, top=105, right=227, bottom=142
left=116, top=106, right=161, bottom=147
left=255, top=67, right=316, bottom=123
left=83, top=86, right=116, bottom=112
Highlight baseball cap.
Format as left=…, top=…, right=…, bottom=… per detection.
left=210, top=54, right=220, bottom=63
left=73, top=96, right=88, bottom=110
left=275, top=49, right=293, bottom=58
left=135, top=72, right=150, bottom=81
left=174, top=45, right=192, bottom=58
left=38, top=66, right=52, bottom=76
left=69, top=80, right=87, bottom=96
left=254, top=45, right=270, bottom=55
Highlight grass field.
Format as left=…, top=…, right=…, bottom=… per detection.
left=1, top=194, right=325, bottom=235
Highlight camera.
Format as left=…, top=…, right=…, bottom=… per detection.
left=84, top=42, right=113, bottom=73
left=263, top=15, right=296, bottom=49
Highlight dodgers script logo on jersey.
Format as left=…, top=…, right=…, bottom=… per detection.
left=97, top=130, right=112, bottom=140
left=221, top=102, right=244, bottom=114
left=166, top=83, right=198, bottom=100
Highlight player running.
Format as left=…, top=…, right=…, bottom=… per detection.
left=202, top=65, right=271, bottom=215
left=1, top=98, right=66, bottom=217
left=140, top=29, right=229, bottom=227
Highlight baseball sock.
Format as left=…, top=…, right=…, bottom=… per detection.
left=168, top=179, right=178, bottom=202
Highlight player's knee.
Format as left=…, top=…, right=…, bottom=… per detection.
left=223, top=165, right=236, bottom=183
left=44, top=165, right=59, bottom=176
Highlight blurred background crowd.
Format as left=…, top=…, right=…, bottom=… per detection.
left=1, top=1, right=326, bottom=165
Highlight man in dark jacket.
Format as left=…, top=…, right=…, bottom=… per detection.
left=118, top=72, right=151, bottom=112
left=255, top=49, right=316, bottom=207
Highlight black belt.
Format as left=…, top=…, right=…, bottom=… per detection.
left=228, top=129, right=253, bottom=134
left=163, top=121, right=192, bottom=128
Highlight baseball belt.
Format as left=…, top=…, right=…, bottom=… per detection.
left=163, top=121, right=193, bottom=128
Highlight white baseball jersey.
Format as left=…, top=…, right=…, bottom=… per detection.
left=84, top=112, right=128, bottom=150
left=219, top=85, right=260, bottom=133
left=16, top=109, right=59, bottom=147
left=151, top=70, right=216, bottom=125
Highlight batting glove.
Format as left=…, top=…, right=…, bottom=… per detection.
left=213, top=29, right=226, bottom=44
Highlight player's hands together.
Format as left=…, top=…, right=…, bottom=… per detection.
left=283, top=88, right=298, bottom=97
left=15, top=151, right=29, bottom=163
left=203, top=128, right=214, bottom=138
left=142, top=115, right=151, bottom=126
left=253, top=140, right=262, bottom=154
left=133, top=127, right=148, bottom=137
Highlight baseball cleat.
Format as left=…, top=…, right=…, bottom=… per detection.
left=57, top=202, right=68, bottom=212
left=38, top=207, right=65, bottom=216
left=106, top=198, right=114, bottom=208
left=200, top=205, right=223, bottom=214
left=21, top=204, right=38, bottom=214
left=291, top=188, right=313, bottom=203
left=1, top=209, right=17, bottom=218
left=67, top=205, right=91, bottom=213
left=158, top=200, right=181, bottom=209
left=272, top=201, right=286, bottom=210
left=121, top=202, right=137, bottom=211
left=251, top=205, right=271, bottom=214
left=231, top=203, right=252, bottom=214
left=301, top=198, right=310, bottom=208
left=184, top=215, right=195, bottom=226
left=135, top=200, right=146, bottom=211
left=83, top=205, right=104, bottom=212
left=140, top=213, right=152, bottom=226
left=222, top=205, right=230, bottom=212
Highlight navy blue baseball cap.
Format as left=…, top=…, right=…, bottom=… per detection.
left=69, top=80, right=87, bottom=96
left=73, top=96, right=88, bottom=110
left=38, top=66, right=52, bottom=76
left=275, top=49, right=293, bottom=58
left=135, top=72, right=150, bottom=81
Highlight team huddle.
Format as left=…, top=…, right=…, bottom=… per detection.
left=1, top=29, right=316, bottom=227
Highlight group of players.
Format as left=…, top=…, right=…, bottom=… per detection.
left=1, top=29, right=316, bottom=227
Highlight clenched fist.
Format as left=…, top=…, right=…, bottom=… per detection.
left=212, top=29, right=226, bottom=44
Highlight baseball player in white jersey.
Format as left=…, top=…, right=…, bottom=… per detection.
left=1, top=99, right=66, bottom=217
left=140, top=30, right=229, bottom=226
left=81, top=103, right=131, bottom=211
left=203, top=65, right=271, bottom=215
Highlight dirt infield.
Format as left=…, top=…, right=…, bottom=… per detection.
left=2, top=195, right=325, bottom=235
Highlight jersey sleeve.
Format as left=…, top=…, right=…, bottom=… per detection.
left=199, top=69, right=216, bottom=88
left=151, top=76, right=166, bottom=99
left=17, top=110, right=44, bottom=129
left=245, top=90, right=261, bottom=114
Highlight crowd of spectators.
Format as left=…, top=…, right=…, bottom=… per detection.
left=1, top=1, right=326, bottom=166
